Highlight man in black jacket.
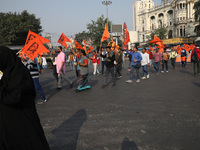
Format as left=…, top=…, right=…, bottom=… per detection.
left=99, top=46, right=116, bottom=87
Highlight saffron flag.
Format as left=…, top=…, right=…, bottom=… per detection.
left=149, top=45, right=154, bottom=52
left=75, top=40, right=84, bottom=50
left=149, top=35, right=162, bottom=44
left=176, top=45, right=182, bottom=55
left=57, top=33, right=71, bottom=48
left=124, top=29, right=130, bottom=45
left=25, top=30, right=50, bottom=45
left=183, top=44, right=191, bottom=52
left=101, top=23, right=110, bottom=42
left=22, top=37, right=50, bottom=61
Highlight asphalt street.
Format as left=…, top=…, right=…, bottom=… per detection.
left=36, top=61, right=200, bottom=150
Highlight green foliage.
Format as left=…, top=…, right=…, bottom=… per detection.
left=146, top=27, right=168, bottom=44
left=75, top=15, right=111, bottom=47
left=0, top=10, right=42, bottom=46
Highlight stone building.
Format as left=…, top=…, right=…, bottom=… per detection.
left=133, top=0, right=198, bottom=45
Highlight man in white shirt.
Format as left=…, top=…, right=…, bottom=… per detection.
left=141, top=48, right=150, bottom=79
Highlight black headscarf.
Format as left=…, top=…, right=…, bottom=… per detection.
left=0, top=46, right=36, bottom=105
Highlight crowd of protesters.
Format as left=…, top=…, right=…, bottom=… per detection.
left=0, top=44, right=200, bottom=149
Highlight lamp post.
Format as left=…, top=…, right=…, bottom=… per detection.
left=102, top=1, right=112, bottom=30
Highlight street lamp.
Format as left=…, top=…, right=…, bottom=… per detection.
left=102, top=1, right=112, bottom=30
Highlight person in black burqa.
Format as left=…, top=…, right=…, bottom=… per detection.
left=0, top=46, right=50, bottom=150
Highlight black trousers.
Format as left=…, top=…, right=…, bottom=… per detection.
left=171, top=58, right=176, bottom=69
left=104, top=67, right=116, bottom=85
left=53, top=65, right=58, bottom=82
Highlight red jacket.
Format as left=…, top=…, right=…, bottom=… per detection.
left=90, top=54, right=99, bottom=64
left=192, top=48, right=200, bottom=60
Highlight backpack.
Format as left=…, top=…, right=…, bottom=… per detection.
left=191, top=48, right=198, bottom=63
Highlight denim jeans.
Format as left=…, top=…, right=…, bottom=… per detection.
left=101, top=61, right=106, bottom=74
left=162, top=60, right=168, bottom=71
left=33, top=78, right=46, bottom=100
left=70, top=61, right=74, bottom=70
left=154, top=61, right=160, bottom=72
left=142, top=65, right=148, bottom=77
left=129, top=65, right=140, bottom=80
left=104, top=67, right=116, bottom=85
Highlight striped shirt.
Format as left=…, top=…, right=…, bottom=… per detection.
left=26, top=58, right=39, bottom=78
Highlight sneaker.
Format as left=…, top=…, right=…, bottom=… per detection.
left=161, top=71, right=164, bottom=73
left=141, top=77, right=146, bottom=80
left=44, top=99, right=48, bottom=103
left=37, top=100, right=44, bottom=104
left=166, top=71, right=168, bottom=73
left=136, top=79, right=140, bottom=83
left=126, top=80, right=132, bottom=83
left=117, top=76, right=122, bottom=79
left=147, top=74, right=150, bottom=79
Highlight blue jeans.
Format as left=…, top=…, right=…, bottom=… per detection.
left=129, top=65, right=140, bottom=80
left=154, top=61, right=160, bottom=73
left=33, top=78, right=46, bottom=100
left=70, top=61, right=74, bottom=70
left=142, top=65, right=148, bottom=77
left=101, top=61, right=106, bottom=74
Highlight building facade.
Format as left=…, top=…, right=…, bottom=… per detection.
left=133, top=0, right=198, bottom=45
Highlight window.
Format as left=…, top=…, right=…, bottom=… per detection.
left=149, top=4, right=151, bottom=8
left=180, top=26, right=182, bottom=37
left=152, top=24, right=154, bottom=30
left=170, top=22, right=172, bottom=26
left=183, top=17, right=185, bottom=20
left=143, top=27, right=144, bottom=32
left=177, top=18, right=179, bottom=21
left=142, top=20, right=144, bottom=24
left=184, top=26, right=185, bottom=36
left=180, top=3, right=182, bottom=9
left=143, top=35, right=145, bottom=42
left=180, top=17, right=182, bottom=21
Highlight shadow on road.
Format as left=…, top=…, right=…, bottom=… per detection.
left=192, top=82, right=200, bottom=88
left=49, top=109, right=87, bottom=150
left=121, top=137, right=138, bottom=150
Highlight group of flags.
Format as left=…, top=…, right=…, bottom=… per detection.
left=101, top=23, right=130, bottom=50
left=20, top=30, right=94, bottom=61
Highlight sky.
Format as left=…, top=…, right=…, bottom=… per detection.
left=1, top=0, right=161, bottom=44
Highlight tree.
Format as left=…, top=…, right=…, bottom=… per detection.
left=146, top=27, right=168, bottom=44
left=0, top=10, right=42, bottom=46
left=75, top=15, right=112, bottom=47
left=194, top=0, right=200, bottom=35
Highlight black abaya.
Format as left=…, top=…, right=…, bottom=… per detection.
left=0, top=47, right=50, bottom=150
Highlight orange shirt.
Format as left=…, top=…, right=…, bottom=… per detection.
left=162, top=52, right=169, bottom=61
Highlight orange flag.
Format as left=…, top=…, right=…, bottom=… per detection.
left=183, top=44, right=191, bottom=52
left=75, top=40, right=84, bottom=50
left=22, top=37, right=50, bottom=61
left=57, top=33, right=71, bottom=48
left=176, top=45, right=182, bottom=55
left=124, top=29, right=130, bottom=45
left=25, top=30, right=50, bottom=45
left=111, top=39, right=119, bottom=51
left=101, top=23, right=110, bottom=42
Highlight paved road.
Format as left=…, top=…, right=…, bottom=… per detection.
left=36, top=62, right=200, bottom=150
